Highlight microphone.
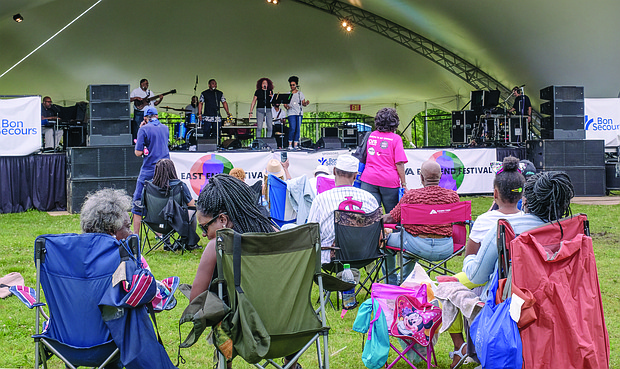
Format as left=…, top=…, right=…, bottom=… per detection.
left=519, top=84, right=526, bottom=87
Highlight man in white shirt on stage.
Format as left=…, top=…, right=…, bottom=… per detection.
left=307, top=154, right=379, bottom=264
left=130, top=78, right=163, bottom=140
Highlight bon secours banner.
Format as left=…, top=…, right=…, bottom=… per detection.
left=170, top=147, right=495, bottom=199
left=585, top=98, right=620, bottom=147
left=0, top=96, right=41, bottom=156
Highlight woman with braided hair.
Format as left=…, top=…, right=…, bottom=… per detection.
left=190, top=174, right=275, bottom=301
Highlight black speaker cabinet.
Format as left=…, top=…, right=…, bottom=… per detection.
left=606, top=161, right=620, bottom=191
left=452, top=110, right=474, bottom=144
left=68, top=177, right=137, bottom=213
left=300, top=137, right=313, bottom=148
left=89, top=118, right=131, bottom=136
left=197, top=138, right=217, bottom=152
left=540, top=86, right=584, bottom=101
left=89, top=102, right=130, bottom=120
left=321, top=127, right=339, bottom=137
left=87, top=84, right=130, bottom=102
left=317, top=137, right=343, bottom=149
left=64, top=126, right=85, bottom=147
left=541, top=116, right=584, bottom=131
left=540, top=101, right=584, bottom=116
left=543, top=167, right=605, bottom=196
left=221, top=138, right=242, bottom=150
left=526, top=140, right=605, bottom=169
left=251, top=138, right=277, bottom=150
left=67, top=146, right=143, bottom=179
left=508, top=117, right=528, bottom=143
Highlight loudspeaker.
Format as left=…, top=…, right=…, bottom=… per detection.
left=606, top=161, right=620, bottom=191
left=540, top=101, right=584, bottom=116
left=316, top=137, right=343, bottom=149
left=300, top=137, right=313, bottom=148
left=542, top=116, right=584, bottom=131
left=87, top=84, right=130, bottom=102
left=542, top=167, right=605, bottom=196
left=321, top=127, right=339, bottom=137
left=68, top=177, right=137, bottom=213
left=197, top=138, right=217, bottom=152
left=64, top=126, right=85, bottom=147
left=251, top=138, right=278, bottom=150
left=451, top=110, right=474, bottom=144
left=526, top=140, right=605, bottom=169
left=88, top=134, right=132, bottom=146
left=221, top=139, right=242, bottom=150
left=540, top=86, right=584, bottom=101
left=553, top=129, right=585, bottom=140
left=89, top=118, right=131, bottom=136
left=508, top=117, right=528, bottom=143
left=89, top=102, right=131, bottom=120
left=67, top=146, right=143, bottom=179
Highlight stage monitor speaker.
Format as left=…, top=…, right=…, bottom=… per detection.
left=89, top=102, right=130, bottom=120
left=68, top=146, right=143, bottom=179
left=321, top=127, right=339, bottom=137
left=64, top=126, right=85, bottom=147
left=451, top=110, right=474, bottom=144
left=540, top=101, right=584, bottom=116
left=300, top=137, right=313, bottom=148
left=540, top=86, right=584, bottom=101
left=197, top=138, right=217, bottom=152
left=251, top=138, right=277, bottom=150
left=89, top=118, right=131, bottom=136
left=68, top=177, right=137, bottom=213
left=526, top=139, right=605, bottom=169
left=221, top=138, right=242, bottom=150
left=87, top=84, right=130, bottom=102
left=316, top=137, right=343, bottom=149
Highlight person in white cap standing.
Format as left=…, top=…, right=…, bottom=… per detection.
left=307, top=154, right=379, bottom=264
left=131, top=106, right=170, bottom=234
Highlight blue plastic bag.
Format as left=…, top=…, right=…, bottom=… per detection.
left=470, top=271, right=523, bottom=369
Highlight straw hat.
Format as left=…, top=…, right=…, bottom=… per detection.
left=265, top=159, right=285, bottom=178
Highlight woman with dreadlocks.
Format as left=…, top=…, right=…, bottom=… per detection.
left=441, top=170, right=574, bottom=368
left=190, top=174, right=275, bottom=301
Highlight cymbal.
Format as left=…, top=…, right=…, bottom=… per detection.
left=160, top=105, right=192, bottom=112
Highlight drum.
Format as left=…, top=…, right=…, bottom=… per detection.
left=185, top=128, right=197, bottom=146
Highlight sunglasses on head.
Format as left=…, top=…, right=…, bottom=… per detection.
left=199, top=212, right=227, bottom=234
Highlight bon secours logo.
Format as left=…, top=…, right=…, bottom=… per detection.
left=584, top=115, right=619, bottom=131
left=318, top=157, right=338, bottom=166
left=185, top=154, right=233, bottom=196
left=1, top=118, right=38, bottom=136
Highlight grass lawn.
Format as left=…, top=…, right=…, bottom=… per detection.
left=0, top=195, right=618, bottom=368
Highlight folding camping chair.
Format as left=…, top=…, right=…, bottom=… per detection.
left=214, top=223, right=330, bottom=369
left=385, top=201, right=471, bottom=281
left=369, top=283, right=442, bottom=369
left=140, top=180, right=198, bottom=254
left=322, top=207, right=385, bottom=304
left=496, top=214, right=610, bottom=369
left=267, top=174, right=296, bottom=227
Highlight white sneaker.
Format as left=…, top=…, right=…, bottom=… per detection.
left=287, top=146, right=293, bottom=150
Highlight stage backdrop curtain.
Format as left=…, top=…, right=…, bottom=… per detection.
left=0, top=154, right=66, bottom=213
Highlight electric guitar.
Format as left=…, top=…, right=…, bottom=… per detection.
left=133, top=89, right=177, bottom=110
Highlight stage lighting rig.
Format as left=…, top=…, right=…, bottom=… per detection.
left=13, top=14, right=24, bottom=23
left=267, top=0, right=279, bottom=4
left=341, top=19, right=353, bottom=32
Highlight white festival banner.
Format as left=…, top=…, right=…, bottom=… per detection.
left=0, top=96, right=41, bottom=156
left=171, top=147, right=495, bottom=199
left=584, top=98, right=620, bottom=147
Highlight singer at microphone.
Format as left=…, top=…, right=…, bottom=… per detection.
left=508, top=85, right=532, bottom=123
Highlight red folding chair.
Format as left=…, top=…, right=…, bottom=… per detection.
left=385, top=201, right=472, bottom=279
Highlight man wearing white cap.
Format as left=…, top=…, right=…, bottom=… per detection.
left=308, top=164, right=333, bottom=196
left=131, top=106, right=170, bottom=233
left=308, top=154, right=379, bottom=264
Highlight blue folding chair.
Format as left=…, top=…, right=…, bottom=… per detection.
left=267, top=174, right=297, bottom=227
left=31, top=233, right=177, bottom=369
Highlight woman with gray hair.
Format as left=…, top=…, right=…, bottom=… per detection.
left=80, top=188, right=133, bottom=240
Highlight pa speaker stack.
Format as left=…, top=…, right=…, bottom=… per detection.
left=526, top=139, right=606, bottom=196
left=86, top=84, right=132, bottom=146
left=451, top=110, right=475, bottom=144
left=539, top=86, right=585, bottom=140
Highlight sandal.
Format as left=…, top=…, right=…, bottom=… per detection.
left=449, top=342, right=468, bottom=369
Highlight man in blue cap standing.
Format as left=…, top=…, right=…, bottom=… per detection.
left=131, top=106, right=170, bottom=234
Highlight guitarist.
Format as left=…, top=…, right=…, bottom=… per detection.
left=130, top=79, right=164, bottom=140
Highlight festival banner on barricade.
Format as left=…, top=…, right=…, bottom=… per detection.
left=584, top=98, right=620, bottom=147
left=0, top=96, right=41, bottom=156
left=171, top=148, right=494, bottom=199
left=402, top=148, right=496, bottom=194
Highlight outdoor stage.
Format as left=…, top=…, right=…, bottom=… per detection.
left=0, top=146, right=526, bottom=213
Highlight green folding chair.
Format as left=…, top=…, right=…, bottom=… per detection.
left=215, top=223, right=330, bottom=369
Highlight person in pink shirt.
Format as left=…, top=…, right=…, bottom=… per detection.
left=360, top=107, right=408, bottom=213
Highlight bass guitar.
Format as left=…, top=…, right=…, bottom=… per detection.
left=134, top=89, right=177, bottom=110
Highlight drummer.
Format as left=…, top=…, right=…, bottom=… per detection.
left=185, top=96, right=199, bottom=122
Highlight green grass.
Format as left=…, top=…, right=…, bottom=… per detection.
left=0, top=196, right=618, bottom=368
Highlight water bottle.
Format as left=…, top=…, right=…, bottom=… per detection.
left=341, top=264, right=357, bottom=309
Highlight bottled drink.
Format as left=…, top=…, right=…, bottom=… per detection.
left=341, top=264, right=357, bottom=309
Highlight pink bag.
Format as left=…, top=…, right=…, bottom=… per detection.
left=389, top=294, right=442, bottom=346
